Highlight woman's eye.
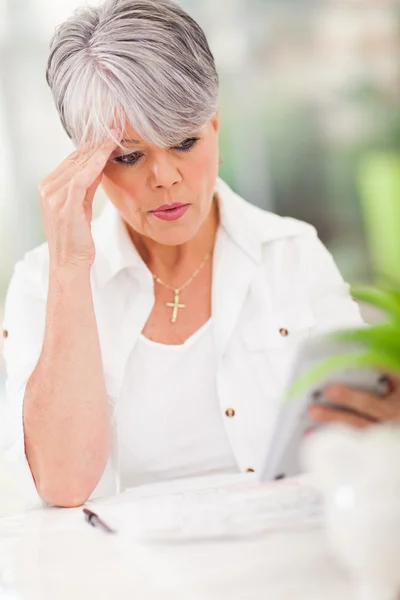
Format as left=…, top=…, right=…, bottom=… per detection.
left=113, top=137, right=200, bottom=166
left=174, top=137, right=200, bottom=152
left=114, top=152, right=143, bottom=166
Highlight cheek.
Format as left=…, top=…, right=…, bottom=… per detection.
left=101, top=166, right=143, bottom=209
left=185, top=146, right=219, bottom=185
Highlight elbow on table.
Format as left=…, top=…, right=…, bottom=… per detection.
left=37, top=477, right=98, bottom=508
left=39, top=486, right=93, bottom=508
left=27, top=445, right=110, bottom=508
left=27, top=441, right=110, bottom=508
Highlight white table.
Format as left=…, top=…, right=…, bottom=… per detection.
left=0, top=473, right=356, bottom=600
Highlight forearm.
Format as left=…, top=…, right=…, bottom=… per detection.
left=23, top=267, right=110, bottom=507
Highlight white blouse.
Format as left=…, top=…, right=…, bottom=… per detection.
left=1, top=177, right=363, bottom=509
left=117, top=319, right=238, bottom=488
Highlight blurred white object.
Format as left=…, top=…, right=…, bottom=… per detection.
left=302, top=424, right=400, bottom=600
left=98, top=473, right=322, bottom=544
left=0, top=454, right=26, bottom=517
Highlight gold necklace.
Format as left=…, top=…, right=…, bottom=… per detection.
left=151, top=251, right=211, bottom=324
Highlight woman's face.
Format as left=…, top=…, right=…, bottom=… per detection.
left=102, top=111, right=220, bottom=246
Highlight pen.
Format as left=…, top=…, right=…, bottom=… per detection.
left=83, top=508, right=116, bottom=534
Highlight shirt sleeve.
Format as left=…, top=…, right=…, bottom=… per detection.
left=1, top=255, right=47, bottom=510
left=296, top=224, right=364, bottom=332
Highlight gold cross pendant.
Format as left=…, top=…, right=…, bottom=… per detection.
left=166, top=290, right=186, bottom=324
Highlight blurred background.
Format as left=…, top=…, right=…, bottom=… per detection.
left=1, top=0, right=400, bottom=409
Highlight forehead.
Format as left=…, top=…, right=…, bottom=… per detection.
left=115, top=120, right=172, bottom=150
left=119, top=121, right=144, bottom=146
left=111, top=116, right=211, bottom=151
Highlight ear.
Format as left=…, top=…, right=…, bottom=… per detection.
left=211, top=107, right=220, bottom=134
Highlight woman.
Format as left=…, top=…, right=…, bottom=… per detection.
left=1, top=0, right=395, bottom=510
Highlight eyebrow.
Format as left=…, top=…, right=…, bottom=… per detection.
left=120, top=138, right=141, bottom=145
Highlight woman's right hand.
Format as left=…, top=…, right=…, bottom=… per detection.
left=38, top=132, right=119, bottom=271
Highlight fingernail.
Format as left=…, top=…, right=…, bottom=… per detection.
left=378, top=374, right=392, bottom=395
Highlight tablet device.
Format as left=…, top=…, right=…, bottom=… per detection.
left=260, top=334, right=389, bottom=482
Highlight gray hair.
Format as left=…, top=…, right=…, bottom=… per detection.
left=46, top=0, right=219, bottom=149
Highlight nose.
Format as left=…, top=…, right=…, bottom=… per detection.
left=150, top=153, right=182, bottom=190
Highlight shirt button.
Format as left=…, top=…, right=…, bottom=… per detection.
left=225, top=408, right=235, bottom=418
left=246, top=468, right=255, bottom=473
left=2, top=329, right=8, bottom=339
left=279, top=328, right=289, bottom=337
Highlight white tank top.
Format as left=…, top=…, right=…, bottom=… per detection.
left=116, top=319, right=238, bottom=488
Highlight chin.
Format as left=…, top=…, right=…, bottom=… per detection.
left=150, top=222, right=202, bottom=246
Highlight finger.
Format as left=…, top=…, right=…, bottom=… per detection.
left=40, top=141, right=95, bottom=192
left=323, top=384, right=391, bottom=421
left=83, top=173, right=103, bottom=221
left=40, top=162, right=101, bottom=210
left=47, top=137, right=113, bottom=190
left=39, top=177, right=71, bottom=208
left=64, top=143, right=116, bottom=214
left=39, top=148, right=100, bottom=205
left=385, top=372, right=400, bottom=390
left=309, top=404, right=373, bottom=429
left=63, top=138, right=115, bottom=180
left=376, top=373, right=394, bottom=396
left=41, top=132, right=118, bottom=192
left=371, top=368, right=400, bottom=393
left=41, top=135, right=117, bottom=211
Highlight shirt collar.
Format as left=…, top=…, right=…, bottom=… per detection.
left=92, top=201, right=147, bottom=289
left=93, top=177, right=294, bottom=289
left=214, top=177, right=304, bottom=259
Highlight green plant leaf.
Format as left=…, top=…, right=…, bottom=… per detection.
left=287, top=348, right=400, bottom=401
left=332, top=324, right=400, bottom=355
left=351, top=285, right=400, bottom=321
left=372, top=275, right=400, bottom=297
left=288, top=282, right=400, bottom=404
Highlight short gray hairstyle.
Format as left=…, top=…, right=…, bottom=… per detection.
left=46, top=0, right=219, bottom=149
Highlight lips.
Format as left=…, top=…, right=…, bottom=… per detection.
left=152, top=203, right=186, bottom=212
left=149, top=203, right=190, bottom=222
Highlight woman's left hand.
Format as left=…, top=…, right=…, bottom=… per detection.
left=309, top=374, right=400, bottom=428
